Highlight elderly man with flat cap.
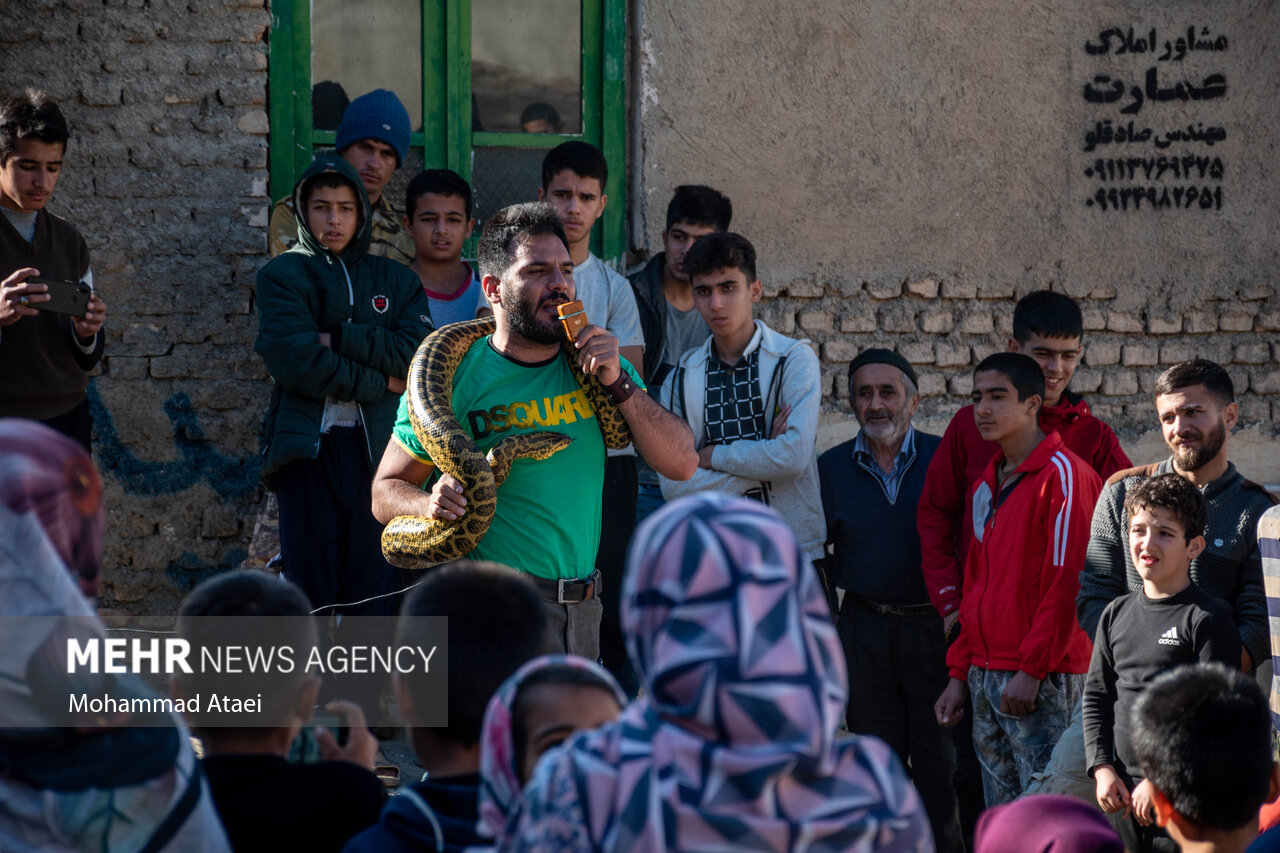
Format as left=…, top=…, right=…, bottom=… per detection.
left=817, top=348, right=963, bottom=853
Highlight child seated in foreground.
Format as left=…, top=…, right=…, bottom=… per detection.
left=477, top=654, right=626, bottom=839
left=173, top=571, right=386, bottom=853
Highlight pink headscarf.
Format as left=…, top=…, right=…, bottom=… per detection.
left=477, top=654, right=627, bottom=840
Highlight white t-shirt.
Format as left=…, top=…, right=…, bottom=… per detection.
left=572, top=252, right=644, bottom=348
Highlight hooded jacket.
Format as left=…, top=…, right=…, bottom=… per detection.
left=254, top=155, right=432, bottom=484
left=945, top=432, right=1102, bottom=681
left=657, top=320, right=825, bottom=561
left=919, top=390, right=1129, bottom=617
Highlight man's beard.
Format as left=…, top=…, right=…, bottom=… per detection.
left=859, top=410, right=908, bottom=443
left=1170, top=417, right=1226, bottom=472
left=502, top=288, right=564, bottom=345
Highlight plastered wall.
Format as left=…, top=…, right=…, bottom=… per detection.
left=632, top=0, right=1279, bottom=484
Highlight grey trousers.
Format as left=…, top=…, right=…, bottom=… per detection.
left=541, top=596, right=604, bottom=661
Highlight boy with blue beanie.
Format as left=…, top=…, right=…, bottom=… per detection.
left=268, top=88, right=415, bottom=264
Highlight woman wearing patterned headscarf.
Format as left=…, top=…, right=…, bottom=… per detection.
left=499, top=492, right=933, bottom=852
left=0, top=419, right=231, bottom=852
left=478, top=654, right=627, bottom=841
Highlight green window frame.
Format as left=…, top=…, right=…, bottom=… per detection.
left=267, top=0, right=627, bottom=260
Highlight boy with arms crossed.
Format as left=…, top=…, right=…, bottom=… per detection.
left=255, top=154, right=430, bottom=722
left=659, top=232, right=825, bottom=565
left=629, top=184, right=730, bottom=522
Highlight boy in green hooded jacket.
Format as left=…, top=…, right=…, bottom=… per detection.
left=255, top=154, right=431, bottom=709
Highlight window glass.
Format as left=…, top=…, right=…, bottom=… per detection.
left=311, top=0, right=424, bottom=131
left=472, top=146, right=551, bottom=226
left=471, top=0, right=581, bottom=134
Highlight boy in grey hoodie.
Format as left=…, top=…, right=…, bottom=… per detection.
left=658, top=232, right=825, bottom=563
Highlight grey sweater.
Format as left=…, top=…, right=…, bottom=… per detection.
left=1076, top=459, right=1279, bottom=669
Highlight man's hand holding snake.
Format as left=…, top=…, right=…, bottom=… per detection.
left=426, top=472, right=467, bottom=521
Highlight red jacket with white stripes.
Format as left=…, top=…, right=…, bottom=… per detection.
left=945, top=432, right=1103, bottom=681
left=919, top=391, right=1130, bottom=618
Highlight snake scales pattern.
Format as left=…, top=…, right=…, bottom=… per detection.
left=381, top=315, right=633, bottom=569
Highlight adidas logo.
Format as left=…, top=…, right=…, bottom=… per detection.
left=1158, top=626, right=1181, bottom=646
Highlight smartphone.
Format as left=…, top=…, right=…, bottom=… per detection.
left=311, top=710, right=350, bottom=746
left=28, top=276, right=92, bottom=317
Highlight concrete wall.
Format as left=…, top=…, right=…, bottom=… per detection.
left=1, top=0, right=274, bottom=626
left=632, top=0, right=1280, bottom=484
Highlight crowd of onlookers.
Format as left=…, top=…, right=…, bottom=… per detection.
left=3, top=83, right=1280, bottom=852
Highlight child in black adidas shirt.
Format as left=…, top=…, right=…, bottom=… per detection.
left=1083, top=474, right=1239, bottom=852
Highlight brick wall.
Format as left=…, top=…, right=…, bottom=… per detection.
left=751, top=276, right=1280, bottom=467
left=1, top=0, right=274, bottom=626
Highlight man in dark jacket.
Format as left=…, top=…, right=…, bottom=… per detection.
left=1025, top=361, right=1280, bottom=804
left=255, top=153, right=431, bottom=718
left=818, top=348, right=961, bottom=852
left=1077, top=360, right=1276, bottom=666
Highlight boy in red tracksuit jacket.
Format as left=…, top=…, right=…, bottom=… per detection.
left=918, top=290, right=1128, bottom=623
left=934, top=353, right=1102, bottom=807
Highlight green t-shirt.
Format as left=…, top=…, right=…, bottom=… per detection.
left=392, top=337, right=643, bottom=580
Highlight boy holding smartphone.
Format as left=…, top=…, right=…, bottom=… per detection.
left=0, top=90, right=107, bottom=449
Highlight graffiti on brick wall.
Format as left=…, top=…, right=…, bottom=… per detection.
left=165, top=549, right=249, bottom=592
left=1080, top=26, right=1228, bottom=212
left=89, top=385, right=259, bottom=499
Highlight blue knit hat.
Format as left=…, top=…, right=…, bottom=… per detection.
left=335, top=89, right=410, bottom=167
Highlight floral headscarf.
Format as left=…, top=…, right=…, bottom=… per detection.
left=500, top=493, right=932, bottom=852
left=477, top=654, right=626, bottom=840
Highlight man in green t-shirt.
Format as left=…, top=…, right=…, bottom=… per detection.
left=373, top=202, right=697, bottom=659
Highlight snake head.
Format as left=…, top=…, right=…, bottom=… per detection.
left=486, top=432, right=573, bottom=487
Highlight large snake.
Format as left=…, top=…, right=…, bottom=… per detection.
left=381, top=315, right=632, bottom=569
